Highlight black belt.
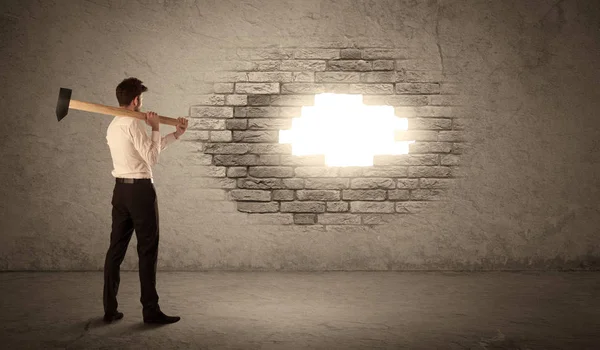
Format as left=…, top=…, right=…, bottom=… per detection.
left=116, top=178, right=153, bottom=184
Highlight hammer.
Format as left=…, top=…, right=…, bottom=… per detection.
left=56, top=88, right=179, bottom=126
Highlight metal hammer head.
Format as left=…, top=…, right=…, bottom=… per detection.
left=56, top=88, right=72, bottom=122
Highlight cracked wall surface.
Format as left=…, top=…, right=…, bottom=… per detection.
left=0, top=0, right=599, bottom=270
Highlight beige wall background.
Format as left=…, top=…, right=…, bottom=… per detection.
left=1, top=0, right=599, bottom=271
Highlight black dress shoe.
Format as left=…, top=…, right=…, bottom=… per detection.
left=103, top=311, right=124, bottom=323
left=143, top=311, right=180, bottom=324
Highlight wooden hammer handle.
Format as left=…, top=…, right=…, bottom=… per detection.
left=69, top=99, right=180, bottom=126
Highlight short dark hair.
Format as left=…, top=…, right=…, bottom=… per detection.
left=116, top=77, right=148, bottom=106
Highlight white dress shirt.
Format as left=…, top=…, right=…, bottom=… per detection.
left=106, top=116, right=179, bottom=179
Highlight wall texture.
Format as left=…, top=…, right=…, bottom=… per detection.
left=1, top=0, right=599, bottom=271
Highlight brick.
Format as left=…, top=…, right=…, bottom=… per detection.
left=195, top=166, right=226, bottom=177
left=362, top=214, right=397, bottom=225
left=280, top=60, right=327, bottom=71
left=229, top=189, right=271, bottom=201
left=281, top=202, right=326, bottom=213
left=225, top=95, right=247, bottom=106
left=396, top=201, right=428, bottom=213
left=257, top=155, right=281, bottom=165
left=248, top=166, right=293, bottom=178
left=248, top=118, right=292, bottom=130
left=396, top=179, right=419, bottom=189
left=438, top=131, right=465, bottom=142
left=297, top=190, right=340, bottom=201
left=327, top=60, right=372, bottom=71
left=395, top=58, right=440, bottom=71
left=226, top=119, right=248, bottom=130
left=342, top=190, right=386, bottom=200
left=190, top=106, right=233, bottom=118
left=237, top=202, right=279, bottom=213
left=209, top=130, right=232, bottom=142
left=349, top=84, right=394, bottom=94
left=249, top=143, right=292, bottom=154
left=227, top=167, right=247, bottom=178
left=452, top=118, right=469, bottom=130
left=440, top=154, right=460, bottom=166
left=273, top=190, right=294, bottom=201
left=429, top=94, right=466, bottom=106
left=237, top=48, right=294, bottom=60
left=235, top=83, right=279, bottom=94
left=270, top=95, right=315, bottom=106
left=388, top=190, right=410, bottom=200
left=372, top=155, right=438, bottom=166
left=408, top=166, right=451, bottom=177
left=233, top=130, right=279, bottom=142
left=327, top=201, right=349, bottom=212
left=411, top=189, right=447, bottom=201
left=282, top=178, right=304, bottom=189
left=280, top=155, right=325, bottom=166
left=279, top=107, right=303, bottom=117
left=405, top=70, right=443, bottom=83
left=281, top=83, right=326, bottom=94
left=189, top=118, right=226, bottom=130
left=452, top=143, right=468, bottom=154
left=363, top=95, right=428, bottom=106
left=340, top=49, right=361, bottom=59
left=294, top=213, right=317, bottom=225
left=362, top=49, right=407, bottom=59
left=295, top=167, right=339, bottom=177
left=293, top=72, right=315, bottom=82
left=214, top=83, right=234, bottom=94
left=373, top=60, right=394, bottom=71
left=350, top=201, right=395, bottom=213
left=408, top=118, right=452, bottom=130
left=350, top=178, right=395, bottom=189
left=315, top=72, right=360, bottom=83
left=194, top=94, right=226, bottom=106
left=361, top=167, right=408, bottom=177
left=238, top=178, right=284, bottom=189
left=235, top=107, right=280, bottom=118
left=337, top=167, right=364, bottom=177
left=203, top=143, right=249, bottom=154
left=360, top=72, right=399, bottom=83
left=213, top=155, right=259, bottom=166
left=317, top=214, right=361, bottom=225
left=247, top=95, right=271, bottom=106
left=409, top=142, right=453, bottom=153
left=179, top=130, right=209, bottom=141
left=294, top=49, right=340, bottom=60
left=247, top=213, right=294, bottom=225
left=248, top=72, right=293, bottom=82
left=251, top=61, right=281, bottom=71
left=305, top=178, right=349, bottom=189
left=396, top=83, right=441, bottom=94
left=194, top=178, right=237, bottom=189
left=420, top=178, right=454, bottom=188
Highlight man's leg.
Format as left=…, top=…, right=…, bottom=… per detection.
left=103, top=183, right=134, bottom=316
left=130, top=183, right=160, bottom=316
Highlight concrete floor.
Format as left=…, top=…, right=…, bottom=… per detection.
left=0, top=271, right=598, bottom=349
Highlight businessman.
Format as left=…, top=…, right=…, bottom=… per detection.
left=103, top=77, right=188, bottom=324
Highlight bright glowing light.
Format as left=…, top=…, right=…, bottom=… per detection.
left=278, top=93, right=415, bottom=166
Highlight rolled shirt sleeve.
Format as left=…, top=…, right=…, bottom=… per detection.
left=128, top=121, right=161, bottom=167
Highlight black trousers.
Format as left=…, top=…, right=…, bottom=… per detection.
left=103, top=179, right=160, bottom=316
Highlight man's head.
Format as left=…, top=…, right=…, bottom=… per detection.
left=116, top=77, right=148, bottom=112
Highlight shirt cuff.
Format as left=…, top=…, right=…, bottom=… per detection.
left=151, top=131, right=161, bottom=142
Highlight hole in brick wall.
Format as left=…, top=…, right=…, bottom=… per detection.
left=278, top=93, right=414, bottom=166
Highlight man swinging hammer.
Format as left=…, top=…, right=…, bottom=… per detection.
left=103, top=77, right=188, bottom=324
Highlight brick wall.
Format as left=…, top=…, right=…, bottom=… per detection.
left=184, top=47, right=463, bottom=227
